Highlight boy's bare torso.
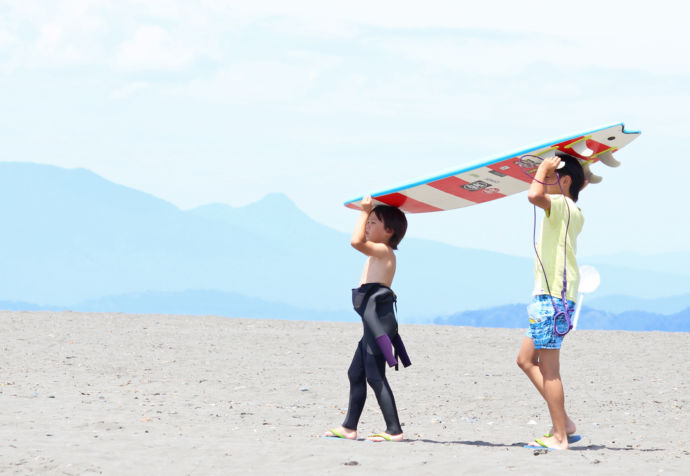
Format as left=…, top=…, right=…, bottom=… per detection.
left=359, top=252, right=396, bottom=288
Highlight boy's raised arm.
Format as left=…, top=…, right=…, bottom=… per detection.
left=350, top=195, right=390, bottom=257
left=527, top=156, right=560, bottom=211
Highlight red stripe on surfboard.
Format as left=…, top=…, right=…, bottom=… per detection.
left=557, top=136, right=616, bottom=159
left=428, top=176, right=505, bottom=204
left=488, top=158, right=533, bottom=184
left=550, top=137, right=587, bottom=159
left=584, top=139, right=613, bottom=155
left=375, top=192, right=444, bottom=213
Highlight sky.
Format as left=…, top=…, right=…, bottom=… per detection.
left=1, top=0, right=689, bottom=257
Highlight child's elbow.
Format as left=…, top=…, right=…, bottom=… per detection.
left=528, top=192, right=549, bottom=210
left=351, top=239, right=369, bottom=253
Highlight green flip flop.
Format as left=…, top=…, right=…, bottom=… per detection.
left=323, top=429, right=348, bottom=439
left=544, top=433, right=582, bottom=444
left=367, top=433, right=405, bottom=442
left=524, top=438, right=563, bottom=450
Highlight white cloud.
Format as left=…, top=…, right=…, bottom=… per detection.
left=1, top=0, right=688, bottom=76
left=113, top=24, right=195, bottom=72
left=0, top=0, right=108, bottom=69
left=178, top=60, right=321, bottom=104
left=34, top=24, right=85, bottom=64
left=109, top=81, right=150, bottom=99
left=0, top=26, right=17, bottom=49
left=213, top=1, right=690, bottom=75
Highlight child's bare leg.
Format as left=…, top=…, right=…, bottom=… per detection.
left=517, top=337, right=545, bottom=397
left=527, top=349, right=568, bottom=449
left=517, top=337, right=576, bottom=435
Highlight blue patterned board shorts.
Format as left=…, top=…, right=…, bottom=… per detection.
left=525, top=295, right=576, bottom=350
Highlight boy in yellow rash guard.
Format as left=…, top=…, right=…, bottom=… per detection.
left=532, top=193, right=584, bottom=302
left=516, top=152, right=586, bottom=450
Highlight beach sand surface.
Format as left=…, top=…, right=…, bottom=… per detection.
left=1, top=311, right=688, bottom=475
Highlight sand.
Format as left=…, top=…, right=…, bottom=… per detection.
left=0, top=310, right=688, bottom=475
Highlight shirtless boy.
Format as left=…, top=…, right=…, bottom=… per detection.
left=324, top=195, right=411, bottom=442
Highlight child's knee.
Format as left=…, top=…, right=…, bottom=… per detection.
left=516, top=353, right=533, bottom=370
left=366, top=377, right=384, bottom=390
left=347, top=366, right=365, bottom=383
left=516, top=355, right=526, bottom=369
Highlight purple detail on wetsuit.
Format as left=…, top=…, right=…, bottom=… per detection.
left=392, top=334, right=411, bottom=368
left=375, top=334, right=398, bottom=367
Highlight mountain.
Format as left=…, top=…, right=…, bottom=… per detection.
left=0, top=300, right=49, bottom=311
left=583, top=252, right=690, bottom=278
left=435, top=305, right=690, bottom=332
left=585, top=293, right=690, bottom=315
left=1, top=161, right=690, bottom=327
left=0, top=162, right=534, bottom=318
left=0, top=163, right=339, bottom=308
left=74, top=290, right=352, bottom=321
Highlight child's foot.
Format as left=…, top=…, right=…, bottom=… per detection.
left=547, top=417, right=577, bottom=437
left=323, top=426, right=357, bottom=440
left=527, top=434, right=568, bottom=450
left=367, top=432, right=404, bottom=442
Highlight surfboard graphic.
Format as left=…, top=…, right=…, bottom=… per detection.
left=345, top=123, right=641, bottom=213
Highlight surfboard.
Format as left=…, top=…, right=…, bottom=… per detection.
left=344, top=123, right=641, bottom=213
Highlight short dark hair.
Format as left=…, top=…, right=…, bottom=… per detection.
left=555, top=151, right=586, bottom=202
left=372, top=205, right=407, bottom=250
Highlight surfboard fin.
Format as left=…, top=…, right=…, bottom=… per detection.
left=597, top=151, right=621, bottom=167
left=582, top=163, right=603, bottom=184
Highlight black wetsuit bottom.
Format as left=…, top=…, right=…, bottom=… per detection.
left=342, top=338, right=402, bottom=435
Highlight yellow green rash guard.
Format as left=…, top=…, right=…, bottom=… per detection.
left=532, top=194, right=584, bottom=302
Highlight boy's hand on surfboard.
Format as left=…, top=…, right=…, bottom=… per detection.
left=537, top=156, right=561, bottom=179
left=360, top=195, right=373, bottom=212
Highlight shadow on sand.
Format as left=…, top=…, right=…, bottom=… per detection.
left=413, top=439, right=664, bottom=453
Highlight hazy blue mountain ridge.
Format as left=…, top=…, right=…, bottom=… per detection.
left=584, top=252, right=690, bottom=279
left=75, top=289, right=353, bottom=321
left=586, top=293, right=690, bottom=315
left=0, top=162, right=536, bottom=317
left=0, top=163, right=306, bottom=306
left=435, top=305, right=690, bottom=332
left=0, top=161, right=688, bottom=330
